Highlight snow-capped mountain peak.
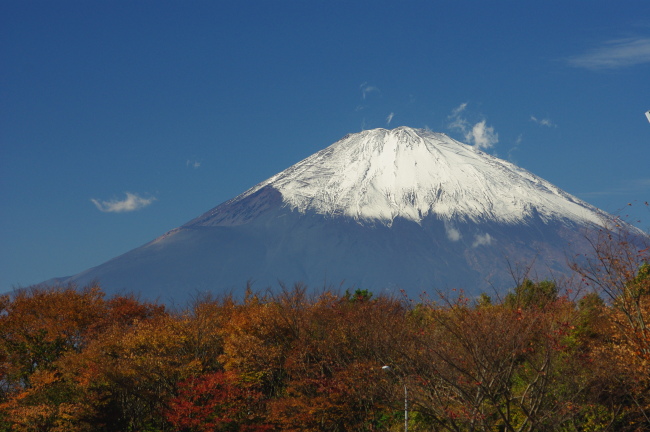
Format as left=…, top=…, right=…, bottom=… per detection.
left=194, top=127, right=603, bottom=227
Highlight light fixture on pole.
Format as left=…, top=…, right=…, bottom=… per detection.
left=382, top=365, right=408, bottom=432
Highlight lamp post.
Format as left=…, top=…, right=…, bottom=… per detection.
left=382, top=365, right=408, bottom=432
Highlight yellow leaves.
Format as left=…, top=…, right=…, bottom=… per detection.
left=29, top=368, right=59, bottom=388
left=93, top=315, right=204, bottom=382
left=3, top=401, right=88, bottom=432
left=0, top=367, right=93, bottom=432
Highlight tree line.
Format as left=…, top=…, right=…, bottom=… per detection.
left=1, top=225, right=648, bottom=431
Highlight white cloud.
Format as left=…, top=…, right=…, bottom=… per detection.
left=91, top=192, right=156, bottom=213
left=466, top=120, right=498, bottom=150
left=530, top=116, right=556, bottom=128
left=360, top=82, right=379, bottom=100
left=386, top=112, right=395, bottom=126
left=568, top=37, right=650, bottom=70
left=447, top=103, right=498, bottom=150
left=444, top=222, right=462, bottom=242
left=472, top=233, right=493, bottom=248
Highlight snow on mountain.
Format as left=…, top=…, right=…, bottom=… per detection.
left=47, top=127, right=635, bottom=304
left=189, top=127, right=605, bottom=228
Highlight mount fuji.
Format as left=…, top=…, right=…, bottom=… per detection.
left=52, top=127, right=625, bottom=303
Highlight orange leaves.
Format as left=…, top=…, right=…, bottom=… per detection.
left=0, top=367, right=92, bottom=432
left=2, top=275, right=650, bottom=430
left=104, top=294, right=166, bottom=328
left=0, top=284, right=106, bottom=391
left=0, top=285, right=180, bottom=430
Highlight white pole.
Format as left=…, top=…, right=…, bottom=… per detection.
left=382, top=365, right=408, bottom=431
left=404, top=382, right=408, bottom=432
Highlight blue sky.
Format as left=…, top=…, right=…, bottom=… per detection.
left=2, top=1, right=649, bottom=291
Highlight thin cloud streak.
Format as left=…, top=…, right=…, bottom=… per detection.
left=580, top=178, right=650, bottom=197
left=451, top=102, right=468, bottom=117
left=91, top=192, right=156, bottom=213
left=507, top=134, right=523, bottom=163
left=386, top=112, right=395, bottom=126
left=530, top=116, right=556, bottom=128
left=447, top=102, right=470, bottom=134
left=186, top=159, right=201, bottom=169
left=360, top=82, right=379, bottom=100
left=568, top=37, right=650, bottom=70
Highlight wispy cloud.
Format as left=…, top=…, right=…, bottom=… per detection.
left=445, top=224, right=462, bottom=242
left=447, top=102, right=470, bottom=135
left=360, top=82, right=379, bottom=100
left=386, top=112, right=395, bottom=126
left=472, top=233, right=493, bottom=248
left=530, top=116, right=556, bottom=128
left=360, top=118, right=368, bottom=131
left=580, top=178, right=650, bottom=198
left=186, top=159, right=201, bottom=169
left=447, top=103, right=498, bottom=150
left=451, top=102, right=468, bottom=117
left=568, top=37, right=650, bottom=70
left=91, top=192, right=156, bottom=213
left=507, top=134, right=523, bottom=163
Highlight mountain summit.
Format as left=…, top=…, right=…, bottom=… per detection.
left=190, top=127, right=603, bottom=227
left=55, top=127, right=617, bottom=302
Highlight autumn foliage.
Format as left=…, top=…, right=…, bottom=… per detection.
left=1, top=227, right=649, bottom=431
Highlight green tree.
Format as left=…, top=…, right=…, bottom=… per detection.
left=504, top=279, right=558, bottom=309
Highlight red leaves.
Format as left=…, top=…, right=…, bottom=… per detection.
left=166, top=371, right=266, bottom=432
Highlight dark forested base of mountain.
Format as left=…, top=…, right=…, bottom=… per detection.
left=2, top=233, right=649, bottom=431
